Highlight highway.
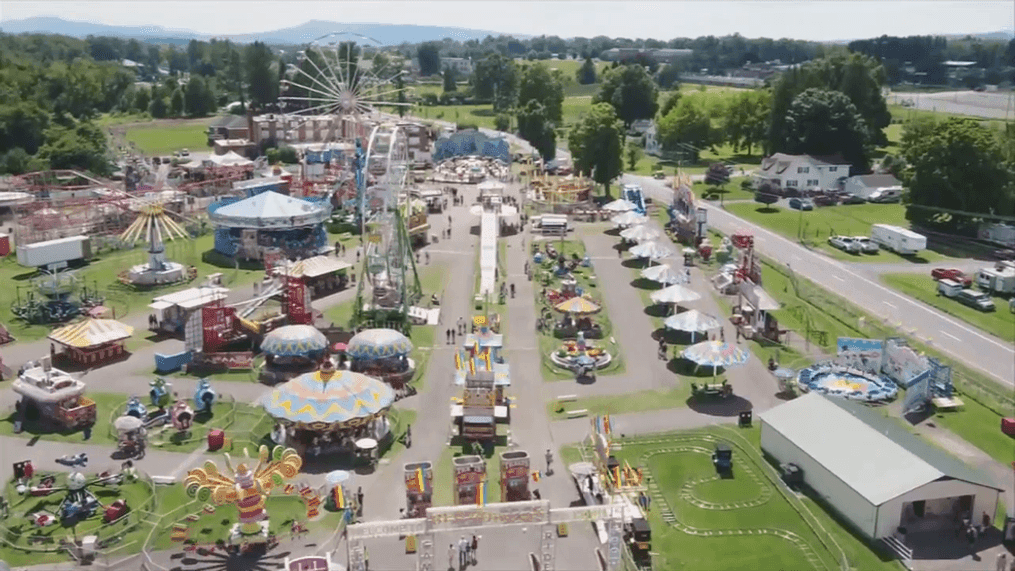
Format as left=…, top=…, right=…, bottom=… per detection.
left=624, top=173, right=1015, bottom=388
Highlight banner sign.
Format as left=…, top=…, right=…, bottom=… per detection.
left=835, top=337, right=884, bottom=375
left=200, top=351, right=253, bottom=370
left=426, top=500, right=550, bottom=530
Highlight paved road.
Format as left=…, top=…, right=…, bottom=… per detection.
left=624, top=173, right=1015, bottom=387
left=888, top=90, right=1015, bottom=120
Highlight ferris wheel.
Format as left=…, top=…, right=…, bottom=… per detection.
left=278, top=31, right=412, bottom=142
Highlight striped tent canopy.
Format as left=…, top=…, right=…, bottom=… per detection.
left=260, top=368, right=395, bottom=430
left=48, top=318, right=134, bottom=348
left=346, top=328, right=414, bottom=360
left=260, top=325, right=328, bottom=357
left=682, top=340, right=751, bottom=369
left=554, top=296, right=601, bottom=315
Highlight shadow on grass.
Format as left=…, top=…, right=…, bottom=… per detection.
left=685, top=394, right=752, bottom=417
left=645, top=303, right=673, bottom=319
left=753, top=206, right=781, bottom=214
left=666, top=358, right=725, bottom=378
left=651, top=327, right=704, bottom=345
left=470, top=108, right=497, bottom=118
left=899, top=254, right=933, bottom=264
left=604, top=228, right=621, bottom=237
left=621, top=258, right=649, bottom=269
left=631, top=278, right=663, bottom=290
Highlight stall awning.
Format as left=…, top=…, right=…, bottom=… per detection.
left=48, top=318, right=134, bottom=348
left=148, top=301, right=172, bottom=310
left=740, top=281, right=780, bottom=311
left=463, top=415, right=495, bottom=424
left=278, top=256, right=352, bottom=279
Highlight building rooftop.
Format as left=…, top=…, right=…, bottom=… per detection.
left=760, top=393, right=1001, bottom=506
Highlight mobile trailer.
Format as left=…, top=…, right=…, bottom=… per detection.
left=870, top=224, right=926, bottom=256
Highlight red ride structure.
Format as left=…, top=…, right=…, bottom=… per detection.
left=731, top=233, right=762, bottom=285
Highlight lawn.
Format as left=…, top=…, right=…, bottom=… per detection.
left=530, top=238, right=626, bottom=381
left=723, top=202, right=952, bottom=264
left=0, top=391, right=272, bottom=454
left=546, top=385, right=691, bottom=420
left=122, top=120, right=214, bottom=156
left=566, top=426, right=897, bottom=571
left=881, top=273, right=1015, bottom=343
left=0, top=232, right=266, bottom=342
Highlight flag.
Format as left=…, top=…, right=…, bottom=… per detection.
left=532, top=471, right=540, bottom=483
left=469, top=357, right=476, bottom=375
left=284, top=484, right=295, bottom=495
left=476, top=481, right=485, bottom=506
left=455, top=352, right=462, bottom=370
left=614, top=466, right=622, bottom=487
left=604, top=415, right=611, bottom=435
left=333, top=485, right=345, bottom=509
left=416, top=468, right=427, bottom=493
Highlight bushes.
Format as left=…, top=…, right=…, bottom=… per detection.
left=266, top=145, right=298, bottom=164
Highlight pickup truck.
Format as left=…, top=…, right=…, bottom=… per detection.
left=931, top=268, right=973, bottom=287
left=828, top=235, right=860, bottom=254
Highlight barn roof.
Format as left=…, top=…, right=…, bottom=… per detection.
left=759, top=393, right=1000, bottom=506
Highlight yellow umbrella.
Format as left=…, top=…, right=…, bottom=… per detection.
left=554, top=296, right=601, bottom=316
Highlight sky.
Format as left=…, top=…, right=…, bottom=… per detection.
left=1, top=1, right=1013, bottom=41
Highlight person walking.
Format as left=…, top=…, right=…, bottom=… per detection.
left=545, top=448, right=553, bottom=476
left=357, top=487, right=364, bottom=517
left=448, top=543, right=456, bottom=571
left=458, top=535, right=469, bottom=569
left=363, top=546, right=370, bottom=571
left=997, top=552, right=1007, bottom=571
left=405, top=425, right=412, bottom=448
left=720, top=328, right=725, bottom=342
left=471, top=534, right=479, bottom=565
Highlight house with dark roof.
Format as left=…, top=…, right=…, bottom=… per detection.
left=844, top=174, right=903, bottom=199
left=207, top=115, right=250, bottom=143
left=760, top=393, right=1002, bottom=540
left=753, top=153, right=851, bottom=192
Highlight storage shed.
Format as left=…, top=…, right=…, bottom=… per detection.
left=760, top=393, right=1001, bottom=539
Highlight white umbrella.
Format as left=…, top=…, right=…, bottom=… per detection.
left=603, top=198, right=637, bottom=212
left=650, top=284, right=701, bottom=305
left=355, top=438, right=378, bottom=450
left=620, top=224, right=660, bottom=243
left=664, top=310, right=721, bottom=342
left=326, top=470, right=352, bottom=485
left=114, top=415, right=143, bottom=432
left=629, top=241, right=675, bottom=261
left=641, top=264, right=684, bottom=285
left=611, top=211, right=648, bottom=227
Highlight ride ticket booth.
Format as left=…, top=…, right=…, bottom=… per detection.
left=452, top=455, right=486, bottom=506
left=500, top=451, right=531, bottom=502
left=403, top=461, right=433, bottom=518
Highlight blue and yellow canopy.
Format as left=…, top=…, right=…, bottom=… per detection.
left=260, top=325, right=328, bottom=357
left=346, top=328, right=414, bottom=360
left=261, top=369, right=395, bottom=430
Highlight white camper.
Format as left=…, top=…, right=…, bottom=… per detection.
left=869, top=224, right=926, bottom=256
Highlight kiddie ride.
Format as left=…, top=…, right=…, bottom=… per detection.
left=691, top=380, right=733, bottom=400
left=549, top=332, right=612, bottom=379
left=11, top=462, right=137, bottom=529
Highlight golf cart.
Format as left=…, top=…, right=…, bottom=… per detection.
left=712, top=443, right=733, bottom=474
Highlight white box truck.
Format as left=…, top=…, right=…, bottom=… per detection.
left=870, top=224, right=926, bottom=256
left=976, top=265, right=1015, bottom=294
left=16, top=236, right=92, bottom=268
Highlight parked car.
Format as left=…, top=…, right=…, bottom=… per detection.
left=955, top=289, right=996, bottom=312
left=852, top=236, right=880, bottom=254
left=868, top=188, right=902, bottom=203
left=152, top=157, right=160, bottom=165
left=180, top=149, right=190, bottom=157
left=840, top=194, right=866, bottom=205
left=788, top=197, right=813, bottom=211
left=828, top=235, right=861, bottom=254
left=931, top=268, right=973, bottom=287
left=995, top=249, right=1015, bottom=261
left=812, top=194, right=836, bottom=207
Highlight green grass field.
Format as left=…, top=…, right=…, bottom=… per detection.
left=123, top=120, right=214, bottom=155
left=723, top=202, right=952, bottom=263
left=880, top=273, right=1015, bottom=342
left=563, top=427, right=897, bottom=571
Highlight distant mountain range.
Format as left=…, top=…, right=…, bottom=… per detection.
left=0, top=17, right=516, bottom=45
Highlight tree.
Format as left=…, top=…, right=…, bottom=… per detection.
left=133, top=86, right=150, bottom=113
left=655, top=64, right=680, bottom=89
left=0, top=147, right=31, bottom=175
left=594, top=64, right=659, bottom=127
left=494, top=113, right=511, bottom=132
left=659, top=92, right=681, bottom=118
left=125, top=39, right=144, bottom=63
left=657, top=97, right=713, bottom=161
left=516, top=100, right=556, bottom=161
left=417, top=42, right=441, bottom=76
left=517, top=63, right=564, bottom=123
left=0, top=102, right=50, bottom=154
left=754, top=190, right=779, bottom=208
left=187, top=39, right=204, bottom=70
left=395, top=73, right=407, bottom=118
left=169, top=88, right=184, bottom=117
left=568, top=103, right=625, bottom=197
left=626, top=141, right=642, bottom=170
left=148, top=94, right=168, bottom=118
left=576, top=57, right=597, bottom=85
left=38, top=120, right=111, bottom=175
left=245, top=41, right=276, bottom=108
left=722, top=90, right=770, bottom=155
left=902, top=117, right=1014, bottom=225
left=704, top=162, right=730, bottom=188
left=472, top=54, right=518, bottom=112
left=783, top=88, right=870, bottom=172
left=184, top=75, right=216, bottom=116
left=442, top=67, right=457, bottom=92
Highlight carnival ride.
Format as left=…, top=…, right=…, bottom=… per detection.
left=117, top=198, right=197, bottom=287
left=529, top=174, right=594, bottom=210
left=11, top=270, right=106, bottom=325
left=13, top=365, right=96, bottom=430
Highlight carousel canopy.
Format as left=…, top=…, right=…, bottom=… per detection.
left=629, top=241, right=675, bottom=260
left=650, top=284, right=702, bottom=305
left=554, top=296, right=601, bottom=315
left=641, top=264, right=683, bottom=285
left=209, top=191, right=331, bottom=229
left=620, top=224, right=660, bottom=243
left=260, top=325, right=328, bottom=357
left=261, top=369, right=395, bottom=429
left=347, top=328, right=414, bottom=360
left=48, top=318, right=134, bottom=348
left=664, top=310, right=721, bottom=333
left=682, top=340, right=751, bottom=369
left=603, top=198, right=637, bottom=212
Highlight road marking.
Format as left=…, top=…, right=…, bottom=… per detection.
left=832, top=275, right=845, bottom=281
left=882, top=301, right=896, bottom=309
left=941, top=331, right=962, bottom=341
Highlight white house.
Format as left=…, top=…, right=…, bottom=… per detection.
left=843, top=174, right=902, bottom=199
left=760, top=393, right=1002, bottom=540
left=643, top=123, right=661, bottom=157
left=441, top=58, right=473, bottom=75
left=754, top=153, right=851, bottom=192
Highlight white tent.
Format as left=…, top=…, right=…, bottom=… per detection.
left=620, top=224, right=660, bottom=243
left=664, top=310, right=721, bottom=341
left=210, top=151, right=253, bottom=167
left=641, top=264, right=684, bottom=285
left=611, top=211, right=647, bottom=227
left=603, top=198, right=637, bottom=212
left=650, top=284, right=701, bottom=305
left=629, top=240, right=674, bottom=261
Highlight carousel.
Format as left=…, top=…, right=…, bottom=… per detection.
left=259, top=324, right=328, bottom=383
left=260, top=362, right=395, bottom=460
left=346, top=328, right=415, bottom=393
left=208, top=191, right=333, bottom=263
left=529, top=174, right=594, bottom=213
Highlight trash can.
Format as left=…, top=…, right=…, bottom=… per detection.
left=207, top=429, right=225, bottom=451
